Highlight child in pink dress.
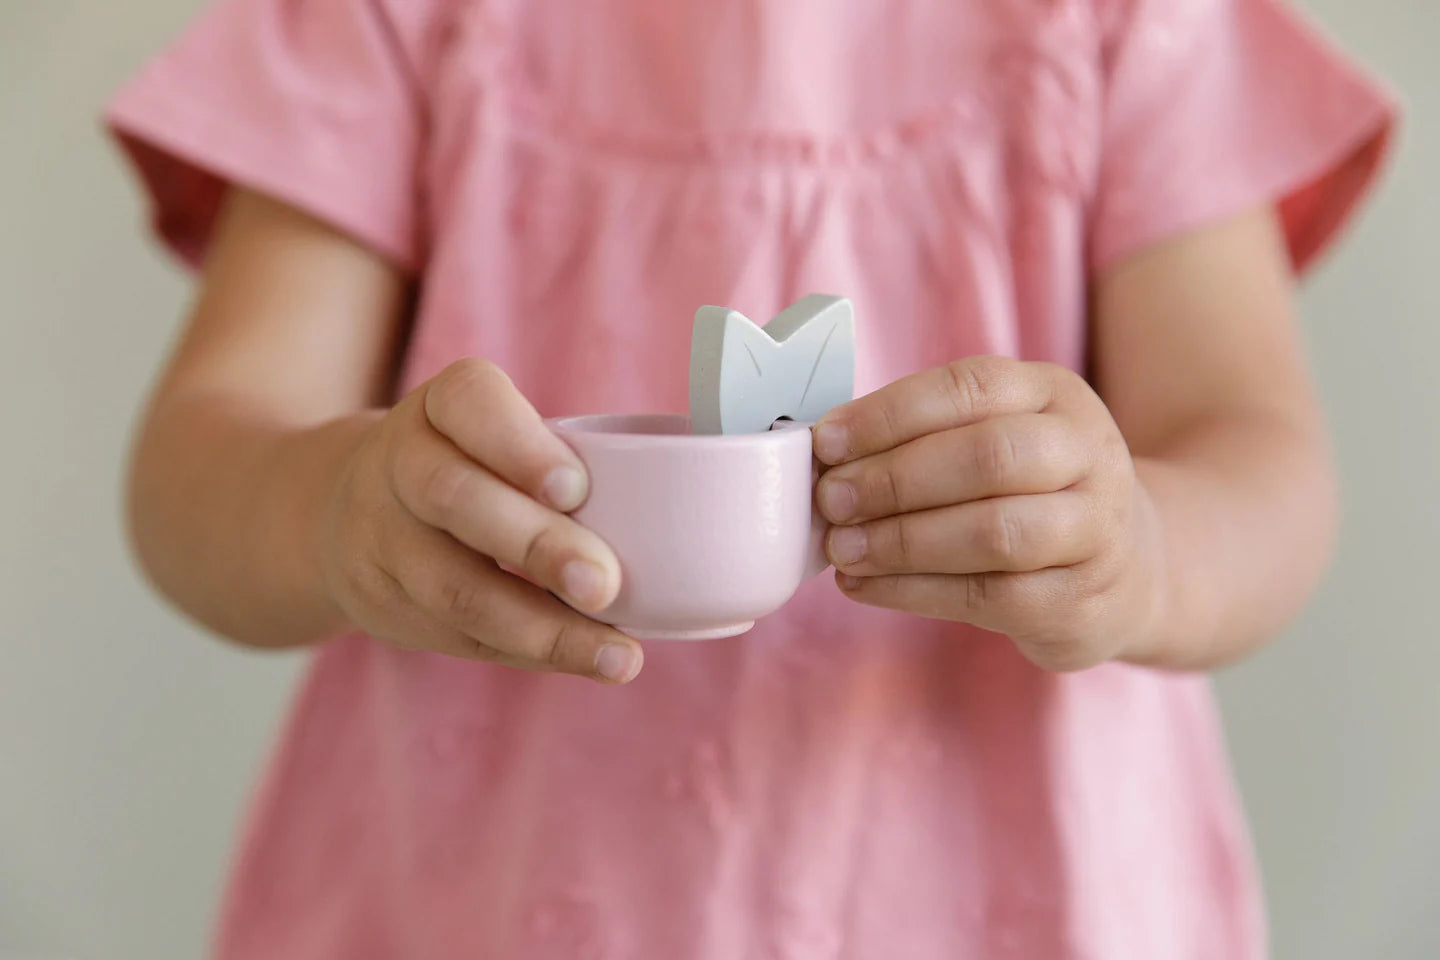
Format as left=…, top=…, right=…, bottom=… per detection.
left=107, top=0, right=1395, bottom=957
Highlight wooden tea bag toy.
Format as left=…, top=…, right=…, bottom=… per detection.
left=688, top=294, right=856, bottom=435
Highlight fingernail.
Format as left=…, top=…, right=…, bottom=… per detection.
left=829, top=526, right=867, bottom=566
left=813, top=422, right=848, bottom=463
left=562, top=560, right=607, bottom=609
left=595, top=643, right=641, bottom=683
left=542, top=466, right=587, bottom=512
left=818, top=478, right=857, bottom=522
left=836, top=572, right=862, bottom=591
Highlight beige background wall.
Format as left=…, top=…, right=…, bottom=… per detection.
left=1, top=1, right=1435, bottom=958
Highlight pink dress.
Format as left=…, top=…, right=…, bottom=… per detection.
left=106, top=1, right=1395, bottom=956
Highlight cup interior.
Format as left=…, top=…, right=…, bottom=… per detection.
left=551, top=413, right=692, bottom=436
left=551, top=413, right=809, bottom=441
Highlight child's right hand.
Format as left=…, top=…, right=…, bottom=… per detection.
left=318, top=358, right=644, bottom=684
left=126, top=189, right=641, bottom=683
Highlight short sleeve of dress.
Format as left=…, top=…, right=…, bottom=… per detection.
left=104, top=0, right=434, bottom=272
left=1089, top=0, right=1398, bottom=275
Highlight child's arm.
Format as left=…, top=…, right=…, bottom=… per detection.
left=1093, top=206, right=1334, bottom=670
left=127, top=188, right=644, bottom=683
left=809, top=205, right=1333, bottom=671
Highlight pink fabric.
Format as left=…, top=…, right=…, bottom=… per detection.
left=106, top=1, right=1395, bottom=957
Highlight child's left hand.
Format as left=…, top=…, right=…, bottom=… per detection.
left=812, top=356, right=1162, bottom=671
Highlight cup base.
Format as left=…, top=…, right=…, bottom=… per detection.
left=617, top=622, right=756, bottom=642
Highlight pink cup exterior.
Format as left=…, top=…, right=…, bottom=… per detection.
left=548, top=414, right=829, bottom=640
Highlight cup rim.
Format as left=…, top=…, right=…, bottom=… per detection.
left=548, top=413, right=811, bottom=446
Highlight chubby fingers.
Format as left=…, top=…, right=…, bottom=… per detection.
left=389, top=416, right=621, bottom=613
left=378, top=519, right=644, bottom=683
left=826, top=492, right=1099, bottom=577
left=816, top=413, right=1089, bottom=524
left=388, top=357, right=621, bottom=614
left=813, top=356, right=1065, bottom=466
left=423, top=357, right=591, bottom=512
left=832, top=567, right=1114, bottom=672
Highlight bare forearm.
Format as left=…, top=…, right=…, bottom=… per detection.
left=1124, top=414, right=1338, bottom=670
left=126, top=392, right=378, bottom=648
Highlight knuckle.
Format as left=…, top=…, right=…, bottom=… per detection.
left=1027, top=362, right=1073, bottom=413
left=981, top=504, right=1025, bottom=567
left=1087, top=547, right=1129, bottom=592
left=944, top=357, right=1003, bottom=420
left=1033, top=420, right=1073, bottom=481
left=857, top=574, right=900, bottom=610
left=1072, top=497, right=1108, bottom=548
left=890, top=515, right=918, bottom=567
left=428, top=358, right=506, bottom=423
left=467, top=643, right=505, bottom=664
left=436, top=575, right=493, bottom=629
left=520, top=522, right=565, bottom=578
left=342, top=425, right=401, bottom=512
left=384, top=441, right=418, bottom=506
left=1038, top=361, right=1079, bottom=393
left=1050, top=509, right=1082, bottom=554
left=943, top=360, right=984, bottom=420
left=866, top=457, right=906, bottom=515
left=874, top=398, right=904, bottom=449
left=1076, top=497, right=1123, bottom=562
left=415, top=459, right=474, bottom=522
left=542, top=621, right=573, bottom=669
left=446, top=356, right=504, bottom=391
left=883, top=465, right=905, bottom=515
left=972, top=425, right=1020, bottom=487
left=342, top=558, right=403, bottom=609
left=537, top=617, right=592, bottom=673
left=962, top=571, right=992, bottom=613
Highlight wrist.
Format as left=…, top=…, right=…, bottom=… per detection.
left=1113, top=478, right=1175, bottom=667
left=267, top=410, right=386, bottom=644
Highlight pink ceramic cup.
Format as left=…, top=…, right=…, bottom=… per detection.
left=548, top=413, right=829, bottom=640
